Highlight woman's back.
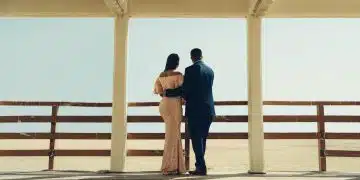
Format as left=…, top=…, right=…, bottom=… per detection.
left=154, top=71, right=183, bottom=94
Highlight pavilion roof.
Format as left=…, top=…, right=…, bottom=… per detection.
left=1, top=0, right=360, bottom=18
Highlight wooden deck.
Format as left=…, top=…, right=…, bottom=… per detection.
left=0, top=171, right=359, bottom=180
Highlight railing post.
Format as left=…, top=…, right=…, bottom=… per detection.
left=48, top=105, right=59, bottom=170
left=317, top=104, right=326, bottom=172
left=184, top=117, right=190, bottom=170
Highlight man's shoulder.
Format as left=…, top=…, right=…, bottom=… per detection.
left=202, top=63, right=214, bottom=73
left=185, top=65, right=195, bottom=72
left=186, top=65, right=201, bottom=74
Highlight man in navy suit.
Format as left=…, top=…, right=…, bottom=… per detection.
left=165, top=48, right=215, bottom=175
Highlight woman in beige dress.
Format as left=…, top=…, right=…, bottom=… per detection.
left=153, top=53, right=186, bottom=175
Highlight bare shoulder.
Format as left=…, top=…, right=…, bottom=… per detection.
left=159, top=72, right=167, bottom=77
left=173, top=71, right=183, bottom=76
left=159, top=71, right=183, bottom=77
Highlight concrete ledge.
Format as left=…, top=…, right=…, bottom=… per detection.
left=248, top=170, right=267, bottom=174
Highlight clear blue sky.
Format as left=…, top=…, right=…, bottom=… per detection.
left=1, top=18, right=360, bottom=133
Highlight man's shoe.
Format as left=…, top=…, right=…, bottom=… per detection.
left=189, top=170, right=207, bottom=176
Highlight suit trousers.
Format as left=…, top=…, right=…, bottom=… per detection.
left=187, top=115, right=213, bottom=171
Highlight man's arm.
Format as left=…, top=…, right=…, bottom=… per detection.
left=182, top=67, right=190, bottom=100
left=164, top=68, right=191, bottom=98
left=164, top=86, right=183, bottom=97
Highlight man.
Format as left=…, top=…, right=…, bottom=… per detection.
left=165, top=48, right=215, bottom=175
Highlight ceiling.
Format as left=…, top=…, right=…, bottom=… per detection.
left=1, top=0, right=360, bottom=18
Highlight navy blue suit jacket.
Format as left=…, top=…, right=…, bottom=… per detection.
left=183, top=60, right=215, bottom=118
left=165, top=60, right=215, bottom=120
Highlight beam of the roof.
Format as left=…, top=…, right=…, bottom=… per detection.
left=266, top=0, right=360, bottom=18
left=249, top=0, right=274, bottom=16
left=103, top=0, right=128, bottom=16
left=129, top=0, right=248, bottom=18
left=0, top=0, right=112, bottom=17
left=1, top=0, right=360, bottom=18
left=0, top=0, right=249, bottom=18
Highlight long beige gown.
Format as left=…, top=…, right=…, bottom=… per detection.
left=153, top=71, right=186, bottom=174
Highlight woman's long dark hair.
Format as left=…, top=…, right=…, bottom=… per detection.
left=164, top=53, right=180, bottom=72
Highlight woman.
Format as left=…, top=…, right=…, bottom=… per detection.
left=153, top=53, right=186, bottom=175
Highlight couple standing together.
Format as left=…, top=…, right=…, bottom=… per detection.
left=153, top=48, right=215, bottom=176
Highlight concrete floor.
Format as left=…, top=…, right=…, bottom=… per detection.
left=0, top=171, right=360, bottom=180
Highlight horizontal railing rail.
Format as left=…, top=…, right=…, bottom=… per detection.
left=3, top=115, right=360, bottom=123
left=0, top=100, right=359, bottom=171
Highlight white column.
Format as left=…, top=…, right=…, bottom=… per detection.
left=110, top=15, right=129, bottom=172
left=247, top=15, right=265, bottom=174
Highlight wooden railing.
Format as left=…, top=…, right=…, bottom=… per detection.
left=0, top=101, right=360, bottom=171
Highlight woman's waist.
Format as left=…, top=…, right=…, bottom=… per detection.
left=161, top=96, right=181, bottom=100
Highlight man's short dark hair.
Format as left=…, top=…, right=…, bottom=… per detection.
left=190, top=48, right=202, bottom=60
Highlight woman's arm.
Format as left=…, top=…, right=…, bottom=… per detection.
left=153, top=78, right=164, bottom=96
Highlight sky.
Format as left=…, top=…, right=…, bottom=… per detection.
left=0, top=18, right=360, bottom=133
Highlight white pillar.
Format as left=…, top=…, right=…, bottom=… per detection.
left=247, top=15, right=265, bottom=174
left=110, top=15, right=129, bottom=172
